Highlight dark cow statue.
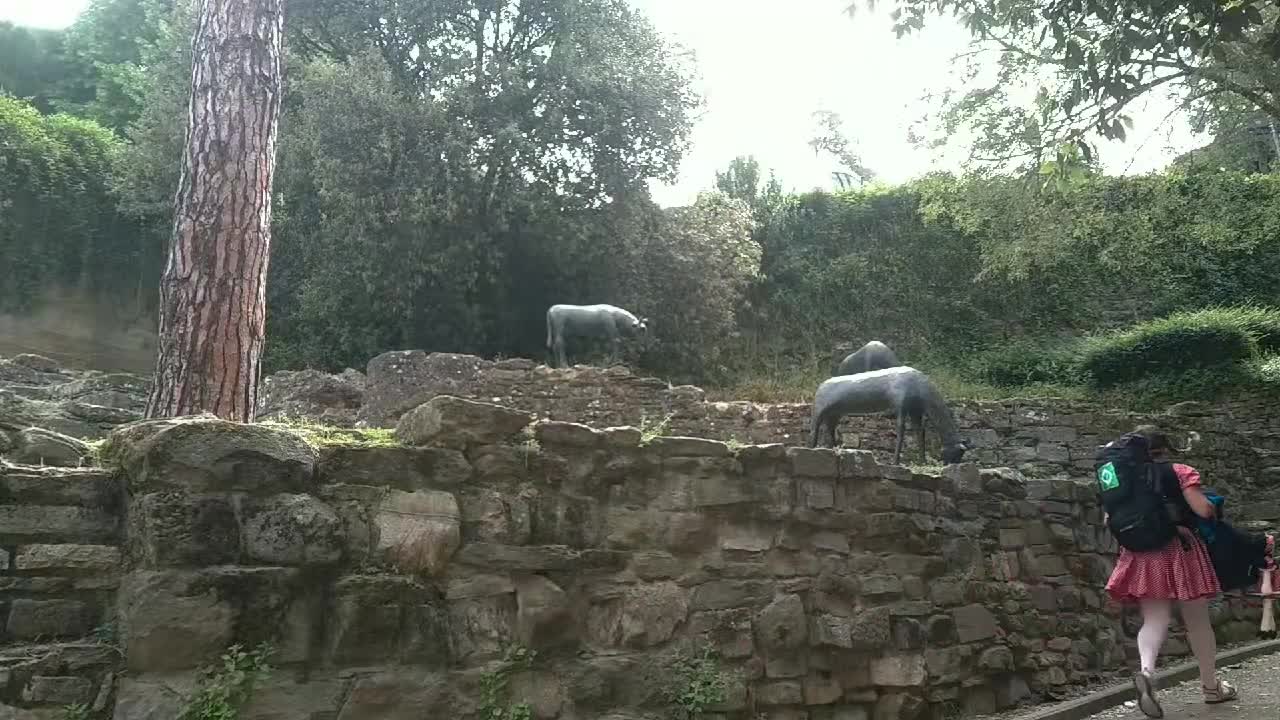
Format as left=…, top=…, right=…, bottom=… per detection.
left=834, top=340, right=901, bottom=377
left=809, top=366, right=972, bottom=465
left=546, top=304, right=648, bottom=368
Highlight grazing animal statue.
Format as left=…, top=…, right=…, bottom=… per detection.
left=808, top=366, right=972, bottom=465
left=546, top=304, right=648, bottom=369
left=834, top=340, right=901, bottom=377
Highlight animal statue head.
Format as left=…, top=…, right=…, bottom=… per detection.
left=941, top=438, right=973, bottom=465
left=632, top=316, right=649, bottom=336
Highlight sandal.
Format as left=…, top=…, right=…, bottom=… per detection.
left=1203, top=679, right=1238, bottom=704
left=1134, top=670, right=1163, bottom=718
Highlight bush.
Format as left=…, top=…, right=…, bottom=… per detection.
left=967, top=341, right=1084, bottom=387
left=1079, top=312, right=1259, bottom=388
left=1172, top=306, right=1280, bottom=354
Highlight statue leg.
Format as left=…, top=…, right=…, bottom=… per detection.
left=893, top=410, right=906, bottom=465
left=916, top=417, right=926, bottom=463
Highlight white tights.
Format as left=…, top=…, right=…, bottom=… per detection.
left=1138, top=598, right=1218, bottom=687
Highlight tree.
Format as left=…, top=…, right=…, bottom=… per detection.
left=145, top=0, right=284, bottom=421
left=857, top=0, right=1280, bottom=169
left=808, top=110, right=875, bottom=189
left=714, top=155, right=783, bottom=220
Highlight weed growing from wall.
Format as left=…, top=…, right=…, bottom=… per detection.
left=638, top=412, right=673, bottom=445
left=663, top=644, right=728, bottom=720
left=177, top=643, right=274, bottom=720
left=479, top=645, right=537, bottom=720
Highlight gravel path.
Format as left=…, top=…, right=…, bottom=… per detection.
left=1084, top=654, right=1280, bottom=719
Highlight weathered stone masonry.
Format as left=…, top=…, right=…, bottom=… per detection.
left=338, top=351, right=1280, bottom=523
left=0, top=462, right=123, bottom=715
left=3, top=396, right=1257, bottom=719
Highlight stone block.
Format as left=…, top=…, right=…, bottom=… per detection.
left=13, top=544, right=120, bottom=572
left=800, top=479, right=836, bottom=509
left=508, top=670, right=568, bottom=719
left=105, top=415, right=317, bottom=494
left=515, top=574, right=574, bottom=649
left=111, top=675, right=197, bottom=720
left=21, top=676, right=94, bottom=705
left=756, top=593, right=808, bottom=651
left=5, top=599, right=92, bottom=640
left=649, top=436, right=731, bottom=457
left=332, top=670, right=453, bottom=720
left=690, top=580, right=771, bottom=611
left=849, top=607, right=892, bottom=650
left=242, top=493, right=344, bottom=567
left=395, top=395, right=533, bottom=449
left=755, top=680, right=803, bottom=706
left=243, top=677, right=349, bottom=719
left=455, top=543, right=627, bottom=572
left=329, top=575, right=449, bottom=666
left=534, top=420, right=602, bottom=448
left=692, top=474, right=766, bottom=507
left=978, top=646, right=1014, bottom=672
left=460, top=489, right=532, bottom=545
left=873, top=692, right=925, bottom=720
left=128, top=492, right=239, bottom=567
left=803, top=674, right=843, bottom=705
left=585, top=581, right=687, bottom=648
left=117, top=570, right=234, bottom=671
left=374, top=489, right=460, bottom=576
left=9, top=427, right=91, bottom=467
left=316, top=446, right=472, bottom=489
left=788, top=448, right=838, bottom=477
left=870, top=654, right=925, bottom=687
left=0, top=505, right=118, bottom=544
left=721, top=522, right=775, bottom=552
left=999, top=528, right=1027, bottom=549
left=528, top=492, right=601, bottom=548
left=950, top=604, right=1000, bottom=643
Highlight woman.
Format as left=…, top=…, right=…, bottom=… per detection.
left=1104, top=426, right=1237, bottom=718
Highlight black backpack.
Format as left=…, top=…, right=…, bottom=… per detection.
left=1095, top=433, right=1184, bottom=552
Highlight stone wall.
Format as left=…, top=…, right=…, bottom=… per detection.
left=0, top=461, right=125, bottom=715
left=349, top=352, right=1280, bottom=522
left=99, top=400, right=1261, bottom=720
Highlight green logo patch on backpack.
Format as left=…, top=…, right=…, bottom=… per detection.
left=1097, top=461, right=1119, bottom=491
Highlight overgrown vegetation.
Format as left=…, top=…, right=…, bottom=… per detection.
left=662, top=644, right=729, bottom=720
left=177, top=643, right=273, bottom=720
left=478, top=645, right=537, bottom=720
left=258, top=418, right=399, bottom=449
left=4, top=0, right=1280, bottom=409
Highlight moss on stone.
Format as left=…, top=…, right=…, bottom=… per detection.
left=258, top=418, right=400, bottom=450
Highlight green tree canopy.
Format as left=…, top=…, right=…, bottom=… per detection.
left=857, top=0, right=1280, bottom=170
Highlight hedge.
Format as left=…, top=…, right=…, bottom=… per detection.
left=1078, top=311, right=1260, bottom=388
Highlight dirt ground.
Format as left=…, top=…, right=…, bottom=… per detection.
left=1082, top=654, right=1280, bottom=720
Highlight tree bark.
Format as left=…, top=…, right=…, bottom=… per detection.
left=145, top=0, right=284, bottom=422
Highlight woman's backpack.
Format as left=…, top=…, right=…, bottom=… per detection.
left=1095, top=433, right=1187, bottom=552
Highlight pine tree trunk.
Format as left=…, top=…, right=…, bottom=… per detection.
left=145, top=0, right=284, bottom=422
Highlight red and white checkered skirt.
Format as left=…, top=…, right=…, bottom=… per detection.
left=1105, top=530, right=1221, bottom=603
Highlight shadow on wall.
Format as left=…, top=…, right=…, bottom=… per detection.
left=0, top=284, right=156, bottom=374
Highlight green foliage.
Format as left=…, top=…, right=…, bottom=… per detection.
left=259, top=419, right=399, bottom=449
left=861, top=0, right=1279, bottom=170
left=178, top=643, right=273, bottom=720
left=714, top=155, right=784, bottom=223
left=638, top=413, right=674, bottom=445
left=0, top=23, right=92, bottom=115
left=61, top=704, right=91, bottom=720
left=1078, top=312, right=1259, bottom=388
left=967, top=341, right=1084, bottom=388
left=662, top=644, right=728, bottom=720
left=478, top=645, right=537, bottom=720
left=0, top=94, right=151, bottom=313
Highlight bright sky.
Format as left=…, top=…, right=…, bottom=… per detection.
left=4, top=0, right=1205, bottom=207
